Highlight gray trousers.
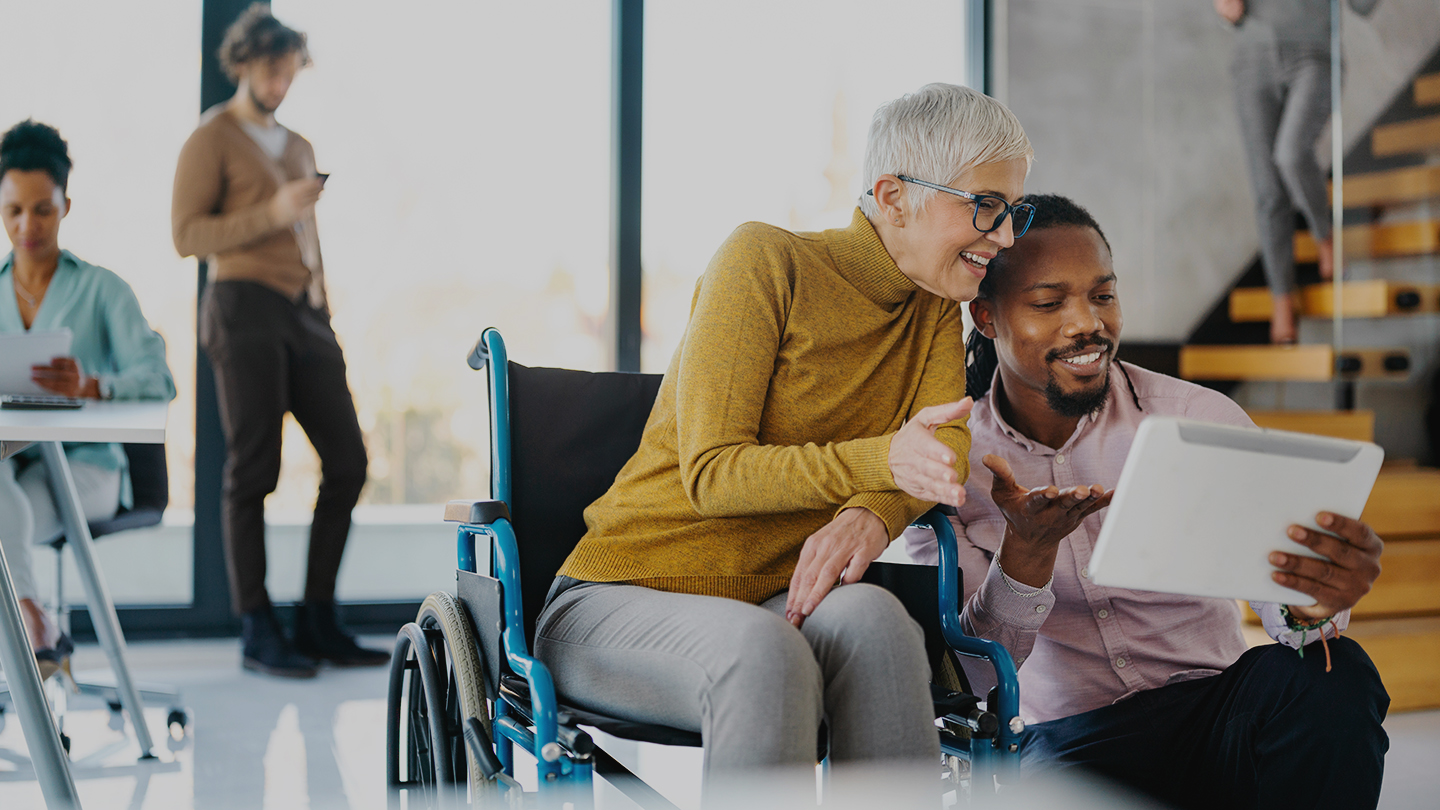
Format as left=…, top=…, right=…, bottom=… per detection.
left=0, top=458, right=121, bottom=602
left=534, top=581, right=939, bottom=787
left=1232, top=42, right=1334, bottom=296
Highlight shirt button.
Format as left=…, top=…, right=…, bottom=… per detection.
left=1098, top=609, right=1109, bottom=619
left=1116, top=657, right=1127, bottom=668
left=1080, top=567, right=1089, bottom=579
left=1035, top=605, right=1046, bottom=614
left=1056, top=454, right=1066, bottom=464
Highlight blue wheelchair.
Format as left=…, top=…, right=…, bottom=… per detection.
left=385, top=328, right=1023, bottom=808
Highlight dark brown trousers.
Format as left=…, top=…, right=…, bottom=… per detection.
left=201, top=281, right=368, bottom=615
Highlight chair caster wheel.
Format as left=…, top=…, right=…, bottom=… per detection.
left=60, top=732, right=71, bottom=755
left=108, top=710, right=125, bottom=731
left=167, top=709, right=189, bottom=738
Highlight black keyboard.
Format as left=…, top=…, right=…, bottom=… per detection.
left=0, top=394, right=85, bottom=410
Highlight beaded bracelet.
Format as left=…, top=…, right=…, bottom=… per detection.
left=1280, top=606, right=1338, bottom=672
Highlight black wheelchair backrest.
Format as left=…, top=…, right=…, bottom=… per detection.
left=505, top=361, right=663, bottom=645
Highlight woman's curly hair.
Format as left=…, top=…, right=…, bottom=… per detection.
left=0, top=119, right=72, bottom=192
left=218, top=2, right=311, bottom=82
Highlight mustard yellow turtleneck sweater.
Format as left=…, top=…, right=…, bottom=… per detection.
left=558, top=209, right=970, bottom=604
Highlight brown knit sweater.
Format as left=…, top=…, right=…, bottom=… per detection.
left=171, top=105, right=326, bottom=306
left=558, top=209, right=971, bottom=603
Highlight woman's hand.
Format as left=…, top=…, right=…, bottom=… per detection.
left=1215, top=0, right=1245, bottom=24
left=889, top=398, right=973, bottom=508
left=985, top=454, right=1112, bottom=588
left=1273, top=512, right=1383, bottom=620
left=31, top=356, right=100, bottom=399
left=785, top=507, right=889, bottom=628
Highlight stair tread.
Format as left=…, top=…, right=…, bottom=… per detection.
left=1417, top=72, right=1440, bottom=107
left=1246, top=409, right=1374, bottom=442
left=1363, top=468, right=1440, bottom=537
left=1229, top=281, right=1436, bottom=322
left=1179, top=345, right=1410, bottom=382
left=1372, top=113, right=1440, bottom=157
left=1349, top=538, right=1440, bottom=619
left=1295, top=220, right=1440, bottom=262
left=1333, top=164, right=1440, bottom=208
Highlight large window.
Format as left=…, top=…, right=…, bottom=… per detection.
left=0, top=0, right=201, bottom=605
left=641, top=1, right=970, bottom=371
left=266, top=0, right=612, bottom=600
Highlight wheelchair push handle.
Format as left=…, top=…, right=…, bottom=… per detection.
left=468, top=338, right=490, bottom=371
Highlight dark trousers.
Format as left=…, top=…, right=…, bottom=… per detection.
left=1020, top=637, right=1389, bottom=809
left=200, top=281, right=369, bottom=615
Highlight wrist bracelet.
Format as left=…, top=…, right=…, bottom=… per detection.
left=1280, top=604, right=1332, bottom=630
left=995, top=558, right=1052, bottom=597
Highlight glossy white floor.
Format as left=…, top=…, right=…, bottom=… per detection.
left=1, top=637, right=1437, bottom=809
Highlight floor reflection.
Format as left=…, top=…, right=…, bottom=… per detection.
left=1, top=637, right=1436, bottom=809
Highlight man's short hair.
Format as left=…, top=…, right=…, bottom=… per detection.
left=218, top=2, right=311, bottom=82
left=858, top=83, right=1034, bottom=220
left=985, top=194, right=1111, bottom=283
left=965, top=193, right=1114, bottom=402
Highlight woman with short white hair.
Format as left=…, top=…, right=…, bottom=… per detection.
left=536, top=83, right=1034, bottom=791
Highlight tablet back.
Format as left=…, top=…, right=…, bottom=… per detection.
left=1089, top=416, right=1384, bottom=605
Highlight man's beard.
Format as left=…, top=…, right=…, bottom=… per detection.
left=249, top=87, right=277, bottom=115
left=1045, top=368, right=1111, bottom=417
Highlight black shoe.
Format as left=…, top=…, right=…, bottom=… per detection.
left=35, top=633, right=74, bottom=682
left=242, top=606, right=318, bottom=679
left=293, top=600, right=390, bottom=667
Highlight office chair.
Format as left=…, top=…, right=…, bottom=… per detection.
left=0, top=443, right=188, bottom=750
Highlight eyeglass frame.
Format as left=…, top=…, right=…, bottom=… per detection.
left=867, top=174, right=1035, bottom=237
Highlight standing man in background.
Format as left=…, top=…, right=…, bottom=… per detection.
left=172, top=3, right=384, bottom=677
left=1216, top=0, right=1379, bottom=344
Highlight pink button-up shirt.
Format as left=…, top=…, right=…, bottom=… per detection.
left=903, top=363, right=1348, bottom=724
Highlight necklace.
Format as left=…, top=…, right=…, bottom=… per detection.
left=12, top=273, right=45, bottom=309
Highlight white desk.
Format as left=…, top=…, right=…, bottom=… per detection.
left=0, top=401, right=168, bottom=810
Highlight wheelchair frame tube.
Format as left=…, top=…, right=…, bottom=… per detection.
left=461, top=518, right=567, bottom=786
left=482, top=328, right=513, bottom=507
left=916, top=509, right=1023, bottom=763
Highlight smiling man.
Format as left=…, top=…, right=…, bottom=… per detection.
left=905, top=194, right=1390, bottom=809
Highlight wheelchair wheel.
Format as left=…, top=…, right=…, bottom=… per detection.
left=387, top=591, right=497, bottom=806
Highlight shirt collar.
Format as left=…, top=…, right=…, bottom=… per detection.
left=827, top=208, right=920, bottom=306
left=981, top=366, right=1110, bottom=455
left=1, top=249, right=78, bottom=277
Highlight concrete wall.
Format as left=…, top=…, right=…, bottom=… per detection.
left=995, top=0, right=1440, bottom=342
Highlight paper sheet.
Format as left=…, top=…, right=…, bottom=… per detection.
left=0, top=329, right=74, bottom=395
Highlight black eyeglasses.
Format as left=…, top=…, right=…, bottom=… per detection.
left=868, top=175, right=1035, bottom=237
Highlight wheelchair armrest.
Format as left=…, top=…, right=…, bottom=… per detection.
left=444, top=499, right=511, bottom=525
left=915, top=506, right=1022, bottom=749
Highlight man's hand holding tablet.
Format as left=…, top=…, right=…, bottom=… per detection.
left=1273, top=511, right=1383, bottom=621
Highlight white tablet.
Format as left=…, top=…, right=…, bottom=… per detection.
left=1089, top=416, right=1384, bottom=606
left=0, top=329, right=73, bottom=396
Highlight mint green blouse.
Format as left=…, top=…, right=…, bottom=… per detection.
left=1, top=250, right=177, bottom=507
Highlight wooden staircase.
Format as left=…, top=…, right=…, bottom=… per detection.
left=1238, top=415, right=1440, bottom=711
left=1210, top=67, right=1440, bottom=711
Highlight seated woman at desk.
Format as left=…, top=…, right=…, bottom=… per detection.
left=0, top=120, right=175, bottom=679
